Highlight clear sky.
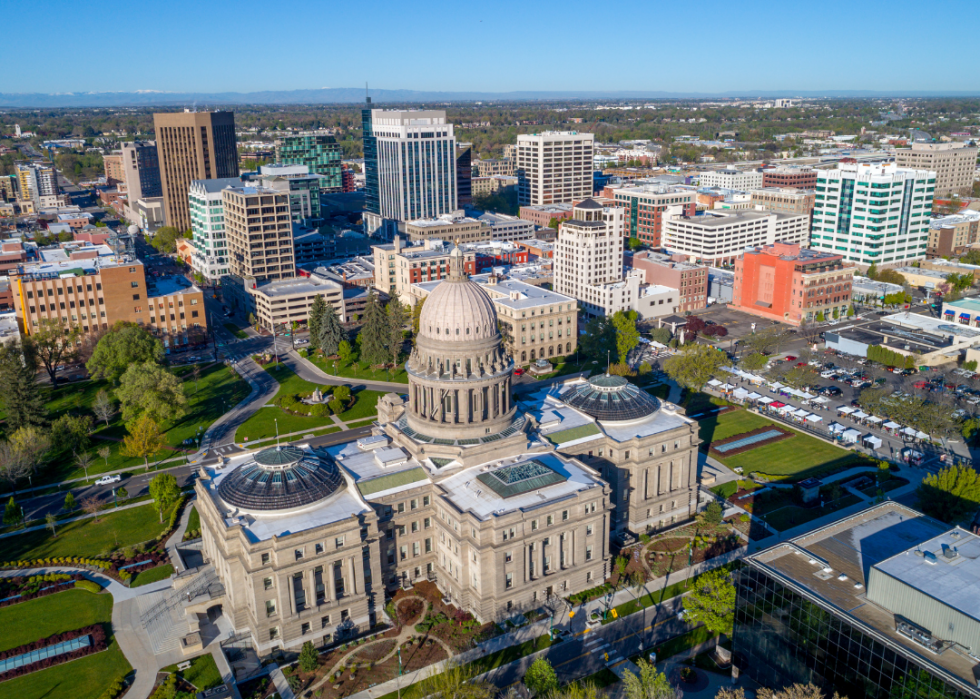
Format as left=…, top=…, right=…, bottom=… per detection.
left=8, top=0, right=980, bottom=95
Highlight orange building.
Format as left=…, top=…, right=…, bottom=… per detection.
left=10, top=244, right=207, bottom=348
left=733, top=242, right=853, bottom=326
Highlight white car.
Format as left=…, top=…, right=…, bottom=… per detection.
left=95, top=474, right=121, bottom=486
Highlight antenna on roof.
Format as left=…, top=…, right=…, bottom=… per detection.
left=366, top=82, right=371, bottom=105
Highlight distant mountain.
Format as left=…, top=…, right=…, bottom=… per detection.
left=1, top=87, right=979, bottom=108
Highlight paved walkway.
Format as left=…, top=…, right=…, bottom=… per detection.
left=268, top=664, right=295, bottom=699
left=164, top=496, right=197, bottom=573
left=200, top=357, right=278, bottom=450
left=285, top=350, right=409, bottom=392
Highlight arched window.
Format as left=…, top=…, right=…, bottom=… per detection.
left=566, top=342, right=571, bottom=353
left=548, top=346, right=553, bottom=357
left=521, top=351, right=526, bottom=362
left=531, top=349, right=536, bottom=360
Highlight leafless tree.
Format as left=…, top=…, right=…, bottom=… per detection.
left=0, top=441, right=30, bottom=493
left=81, top=496, right=102, bottom=523
left=76, top=452, right=94, bottom=482
left=92, top=390, right=114, bottom=427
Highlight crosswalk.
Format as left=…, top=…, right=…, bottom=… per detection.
left=584, top=634, right=626, bottom=667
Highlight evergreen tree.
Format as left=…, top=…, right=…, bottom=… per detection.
left=359, top=291, right=390, bottom=366
left=411, top=297, right=426, bottom=339
left=3, top=497, right=21, bottom=526
left=299, top=640, right=320, bottom=672
left=318, top=303, right=345, bottom=356
left=386, top=300, right=409, bottom=366
left=64, top=491, right=76, bottom=512
left=307, top=296, right=327, bottom=353
left=0, top=342, right=47, bottom=431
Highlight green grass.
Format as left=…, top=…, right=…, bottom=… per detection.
left=697, top=407, right=874, bottom=482
left=602, top=564, right=741, bottom=624
left=163, top=653, right=223, bottom=690
left=763, top=494, right=862, bottom=531
left=32, top=364, right=250, bottom=485
left=0, top=500, right=177, bottom=561
left=645, top=627, right=716, bottom=661
left=131, top=563, right=174, bottom=587
left=308, top=353, right=408, bottom=384
left=544, top=423, right=602, bottom=445
left=186, top=505, right=200, bottom=533
left=224, top=322, right=247, bottom=339
left=234, top=364, right=381, bottom=443
left=0, top=588, right=111, bottom=652
left=0, top=588, right=131, bottom=699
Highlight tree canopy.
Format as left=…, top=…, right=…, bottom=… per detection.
left=318, top=302, right=346, bottom=356
left=622, top=660, right=674, bottom=699
left=611, top=310, right=640, bottom=364
left=27, top=318, right=80, bottom=387
left=150, top=226, right=181, bottom=254
left=148, top=472, right=181, bottom=523
left=115, top=361, right=187, bottom=426
left=0, top=341, right=47, bottom=430
left=86, top=321, right=165, bottom=382
left=358, top=291, right=390, bottom=366
left=307, top=296, right=327, bottom=353
left=664, top=344, right=727, bottom=392
left=917, top=464, right=980, bottom=524
left=682, top=566, right=736, bottom=639
left=579, top=316, right=617, bottom=364
left=523, top=658, right=559, bottom=697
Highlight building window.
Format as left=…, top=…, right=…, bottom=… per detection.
left=301, top=622, right=311, bottom=635
left=586, top=546, right=593, bottom=561
left=335, top=536, right=345, bottom=549
left=261, top=553, right=270, bottom=565
left=265, top=600, right=277, bottom=617
left=506, top=572, right=513, bottom=589
left=321, top=615, right=330, bottom=629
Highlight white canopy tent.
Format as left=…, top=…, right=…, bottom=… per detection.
left=853, top=411, right=869, bottom=420
left=829, top=422, right=847, bottom=434
left=793, top=408, right=810, bottom=418
left=883, top=421, right=901, bottom=430
left=733, top=387, right=750, bottom=400
left=842, top=429, right=862, bottom=443
left=838, top=406, right=856, bottom=415
left=707, top=379, right=723, bottom=387
left=746, top=392, right=763, bottom=400
left=902, top=427, right=917, bottom=437
left=866, top=416, right=883, bottom=425
left=806, top=414, right=824, bottom=423
left=758, top=396, right=774, bottom=404
left=864, top=435, right=883, bottom=448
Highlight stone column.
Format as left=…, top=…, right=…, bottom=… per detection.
left=454, top=389, right=460, bottom=424
left=348, top=555, right=358, bottom=596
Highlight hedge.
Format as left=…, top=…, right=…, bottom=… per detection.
left=96, top=676, right=128, bottom=699
left=75, top=579, right=103, bottom=594
left=0, top=624, right=107, bottom=682
left=568, top=582, right=616, bottom=605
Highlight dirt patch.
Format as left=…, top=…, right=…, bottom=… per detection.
left=396, top=598, right=424, bottom=626
left=709, top=424, right=794, bottom=457
left=314, top=641, right=448, bottom=699
left=352, top=639, right=397, bottom=663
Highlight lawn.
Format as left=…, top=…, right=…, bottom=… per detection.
left=697, top=407, right=873, bottom=482
left=163, top=653, right=223, bottom=690
left=307, top=353, right=408, bottom=384
left=234, top=364, right=381, bottom=443
left=186, top=505, right=200, bottom=533
left=131, top=563, right=174, bottom=587
left=0, top=588, right=131, bottom=699
left=223, top=322, right=247, bottom=339
left=0, top=500, right=177, bottom=561
left=33, top=363, right=250, bottom=485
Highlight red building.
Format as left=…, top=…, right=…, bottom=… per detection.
left=762, top=166, right=817, bottom=190
left=342, top=166, right=356, bottom=193
left=628, top=251, right=708, bottom=313
left=732, top=242, right=854, bottom=326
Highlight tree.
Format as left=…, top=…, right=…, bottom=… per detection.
left=705, top=501, right=723, bottom=525
left=664, top=344, right=727, bottom=393
left=64, top=491, right=76, bottom=513
left=150, top=226, right=181, bottom=254
left=611, top=309, right=641, bottom=363
left=742, top=328, right=792, bottom=355
left=333, top=385, right=351, bottom=405
left=318, top=303, right=345, bottom=357
left=337, top=340, right=353, bottom=367
left=3, top=496, right=21, bottom=526
left=307, top=295, right=327, bottom=353
left=86, top=322, right=164, bottom=382
left=741, top=353, right=769, bottom=372
left=115, top=361, right=187, bottom=425
left=122, top=415, right=165, bottom=471
left=116, top=486, right=128, bottom=500
left=76, top=451, right=94, bottom=482
left=784, top=365, right=818, bottom=389
left=917, top=464, right=980, bottom=524
left=28, top=318, right=81, bottom=387
left=650, top=327, right=672, bottom=345
left=945, top=272, right=974, bottom=292
left=51, top=414, right=93, bottom=457
left=98, top=445, right=112, bottom=469
left=148, top=472, right=181, bottom=523
left=866, top=262, right=879, bottom=280
left=419, top=660, right=494, bottom=699
left=877, top=269, right=906, bottom=286
left=81, top=496, right=102, bottom=523
left=627, top=237, right=644, bottom=251
left=579, top=316, right=617, bottom=363
left=358, top=291, right=389, bottom=366
left=92, top=390, right=114, bottom=427
left=45, top=512, right=58, bottom=537
left=386, top=300, right=409, bottom=367
left=299, top=640, right=319, bottom=673
left=524, top=657, right=559, bottom=697
left=0, top=341, right=47, bottom=430
left=248, top=313, right=258, bottom=331
left=9, top=426, right=51, bottom=481
left=682, top=566, right=736, bottom=645
left=622, top=660, right=674, bottom=699
left=411, top=297, right=426, bottom=339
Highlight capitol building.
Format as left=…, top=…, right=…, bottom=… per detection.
left=195, top=246, right=700, bottom=654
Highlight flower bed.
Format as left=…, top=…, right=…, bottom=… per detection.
left=0, top=624, right=107, bottom=682
left=708, top=424, right=793, bottom=458
left=0, top=574, right=83, bottom=609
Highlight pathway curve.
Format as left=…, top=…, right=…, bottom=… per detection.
left=309, top=595, right=454, bottom=694
left=164, top=496, right=197, bottom=572
left=199, top=357, right=278, bottom=450
left=284, top=350, right=409, bottom=393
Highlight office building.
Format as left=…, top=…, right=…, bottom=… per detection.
left=10, top=243, right=206, bottom=345
left=894, top=141, right=978, bottom=197
left=292, top=227, right=335, bottom=265
left=274, top=132, right=342, bottom=192
left=227, top=272, right=345, bottom=332
left=518, top=203, right=574, bottom=229
left=342, top=166, right=356, bottom=193
left=736, top=502, right=980, bottom=699
left=749, top=187, right=816, bottom=216
left=401, top=214, right=490, bottom=245
left=120, top=141, right=162, bottom=201
left=554, top=199, right=641, bottom=318
left=611, top=185, right=697, bottom=246
left=476, top=212, right=535, bottom=242
left=362, top=108, right=457, bottom=237
left=154, top=110, right=239, bottom=233
left=103, top=153, right=125, bottom=188
left=628, top=252, right=708, bottom=313
left=371, top=237, right=476, bottom=303
left=257, top=165, right=327, bottom=227
left=0, top=175, right=17, bottom=202
left=474, top=158, right=514, bottom=177
left=927, top=210, right=980, bottom=258
left=761, top=165, right=817, bottom=190
left=810, top=161, right=935, bottom=266
left=516, top=132, right=595, bottom=207
left=664, top=209, right=810, bottom=266
left=698, top=168, right=763, bottom=190
left=16, top=163, right=59, bottom=206
left=223, top=185, right=294, bottom=282
left=456, top=142, right=473, bottom=208
left=732, top=242, right=853, bottom=325
left=188, top=177, right=243, bottom=281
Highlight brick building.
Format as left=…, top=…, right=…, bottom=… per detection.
left=518, top=203, right=573, bottom=229
left=628, top=251, right=708, bottom=313
left=609, top=185, right=697, bottom=246
left=762, top=166, right=817, bottom=190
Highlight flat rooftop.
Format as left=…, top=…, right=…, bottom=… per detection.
left=148, top=275, right=201, bottom=298
left=943, top=297, right=980, bottom=314
left=253, top=276, right=342, bottom=298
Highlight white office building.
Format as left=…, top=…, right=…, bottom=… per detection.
left=554, top=199, right=641, bottom=318
left=663, top=210, right=810, bottom=266
left=516, top=131, right=595, bottom=207
left=810, top=162, right=935, bottom=266
left=188, top=177, right=242, bottom=281
left=698, top=168, right=764, bottom=190
left=362, top=109, right=457, bottom=238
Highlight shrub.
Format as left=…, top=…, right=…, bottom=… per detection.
left=328, top=399, right=344, bottom=415
left=311, top=403, right=330, bottom=418
left=333, top=385, right=351, bottom=403
left=75, top=579, right=103, bottom=594
left=638, top=362, right=652, bottom=375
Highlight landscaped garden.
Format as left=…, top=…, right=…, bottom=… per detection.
left=233, top=364, right=382, bottom=442
left=306, top=352, right=409, bottom=384
left=0, top=586, right=132, bottom=699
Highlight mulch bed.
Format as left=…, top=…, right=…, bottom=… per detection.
left=396, top=598, right=424, bottom=626
left=709, top=424, right=794, bottom=457
left=352, top=639, right=396, bottom=663
left=313, top=641, right=448, bottom=699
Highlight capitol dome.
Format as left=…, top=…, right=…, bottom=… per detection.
left=217, top=445, right=346, bottom=514
left=562, top=374, right=661, bottom=422
left=418, top=255, right=498, bottom=342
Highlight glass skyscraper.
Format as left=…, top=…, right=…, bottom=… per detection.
left=274, top=133, right=342, bottom=193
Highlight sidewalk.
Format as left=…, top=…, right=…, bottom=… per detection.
left=164, top=496, right=197, bottom=572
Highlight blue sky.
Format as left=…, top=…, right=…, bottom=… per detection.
left=7, top=0, right=980, bottom=94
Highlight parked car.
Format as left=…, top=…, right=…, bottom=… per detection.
left=784, top=356, right=797, bottom=362
left=514, top=368, right=524, bottom=376
left=296, top=339, right=310, bottom=346
left=95, top=474, right=121, bottom=486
